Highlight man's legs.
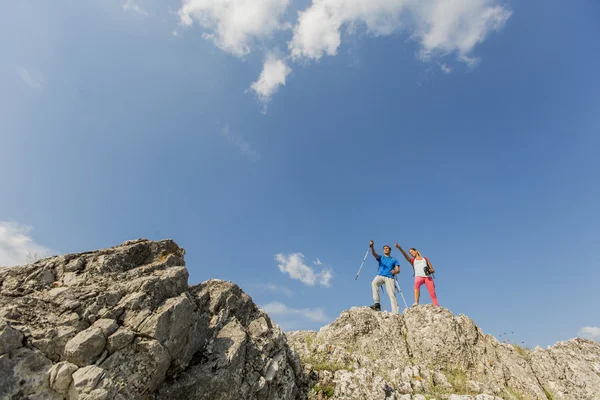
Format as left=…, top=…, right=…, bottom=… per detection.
left=384, top=277, right=398, bottom=314
left=424, top=277, right=439, bottom=306
left=371, top=275, right=385, bottom=309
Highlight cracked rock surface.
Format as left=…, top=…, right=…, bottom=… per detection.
left=287, top=306, right=600, bottom=400
left=1, top=238, right=598, bottom=400
left=0, top=239, right=306, bottom=400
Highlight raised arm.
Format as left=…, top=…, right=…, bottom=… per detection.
left=395, top=243, right=412, bottom=264
left=369, top=240, right=379, bottom=259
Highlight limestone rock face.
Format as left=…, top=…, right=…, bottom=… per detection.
left=2, top=238, right=598, bottom=400
left=0, top=239, right=306, bottom=400
left=287, top=306, right=600, bottom=400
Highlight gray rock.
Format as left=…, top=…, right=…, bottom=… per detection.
left=0, top=347, right=61, bottom=399
left=0, top=318, right=24, bottom=354
left=101, top=337, right=170, bottom=395
left=2, top=238, right=597, bottom=400
left=64, top=327, right=107, bottom=366
left=92, top=319, right=119, bottom=337
left=287, top=306, right=600, bottom=400
left=80, top=388, right=109, bottom=400
left=49, top=361, right=79, bottom=394
left=69, top=365, right=106, bottom=399
left=106, top=327, right=136, bottom=353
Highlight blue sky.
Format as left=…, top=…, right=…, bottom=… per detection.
left=1, top=0, right=599, bottom=348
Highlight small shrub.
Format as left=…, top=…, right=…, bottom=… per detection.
left=512, top=342, right=530, bottom=359
left=310, top=359, right=353, bottom=372
left=305, top=334, right=313, bottom=349
left=543, top=387, right=555, bottom=400
left=313, top=384, right=335, bottom=398
left=445, top=368, right=468, bottom=394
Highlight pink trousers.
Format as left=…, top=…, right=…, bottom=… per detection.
left=414, top=276, right=439, bottom=306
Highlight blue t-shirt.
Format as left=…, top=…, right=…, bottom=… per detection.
left=376, top=255, right=399, bottom=278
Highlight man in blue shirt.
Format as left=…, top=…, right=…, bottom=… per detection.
left=369, top=240, right=400, bottom=313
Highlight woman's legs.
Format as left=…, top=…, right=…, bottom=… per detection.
left=414, top=277, right=425, bottom=306
left=414, top=277, right=439, bottom=306
left=424, top=277, right=439, bottom=306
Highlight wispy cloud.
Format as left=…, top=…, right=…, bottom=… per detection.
left=0, top=221, right=54, bottom=267
left=439, top=63, right=452, bottom=74
left=274, top=252, right=332, bottom=287
left=220, top=125, right=261, bottom=161
left=124, top=0, right=148, bottom=16
left=17, top=67, right=44, bottom=89
left=579, top=327, right=600, bottom=341
left=245, top=283, right=293, bottom=297
left=261, top=301, right=329, bottom=330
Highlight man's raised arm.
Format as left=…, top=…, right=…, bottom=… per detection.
left=370, top=240, right=379, bottom=259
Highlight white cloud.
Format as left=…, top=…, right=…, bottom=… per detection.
left=274, top=252, right=332, bottom=287
left=415, top=1, right=512, bottom=61
left=245, top=283, right=293, bottom=297
left=261, top=302, right=329, bottom=322
left=289, top=0, right=511, bottom=63
left=176, top=0, right=511, bottom=108
left=220, top=125, right=261, bottom=161
left=178, top=0, right=292, bottom=56
left=17, top=67, right=44, bottom=89
left=579, top=327, right=600, bottom=341
left=440, top=63, right=452, bottom=74
left=250, top=55, right=292, bottom=105
left=124, top=0, right=148, bottom=16
left=0, top=221, right=54, bottom=267
left=313, top=257, right=322, bottom=265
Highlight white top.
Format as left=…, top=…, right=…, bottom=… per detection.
left=413, top=257, right=429, bottom=278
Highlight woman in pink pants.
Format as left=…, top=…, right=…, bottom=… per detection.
left=395, top=243, right=439, bottom=307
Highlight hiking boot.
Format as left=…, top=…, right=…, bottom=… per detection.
left=369, top=303, right=381, bottom=311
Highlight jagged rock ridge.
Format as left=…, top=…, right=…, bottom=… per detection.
left=1, top=239, right=598, bottom=400
left=287, top=306, right=600, bottom=400
left=0, top=239, right=305, bottom=399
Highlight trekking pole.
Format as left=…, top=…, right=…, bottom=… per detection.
left=354, top=248, right=370, bottom=280
left=394, top=276, right=409, bottom=309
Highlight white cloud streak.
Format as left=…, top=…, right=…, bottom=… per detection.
left=440, top=63, right=452, bottom=74
left=220, top=125, right=261, bottom=161
left=579, top=327, right=600, bottom=341
left=17, top=67, right=43, bottom=89
left=245, top=283, right=293, bottom=297
left=262, top=301, right=329, bottom=322
left=250, top=55, right=292, bottom=105
left=124, top=0, right=148, bottom=16
left=178, top=0, right=291, bottom=56
left=274, top=252, right=332, bottom=287
left=0, top=221, right=54, bottom=267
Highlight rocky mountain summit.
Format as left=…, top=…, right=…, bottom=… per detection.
left=287, top=307, right=600, bottom=400
left=1, top=239, right=598, bottom=400
left=0, top=239, right=304, bottom=399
